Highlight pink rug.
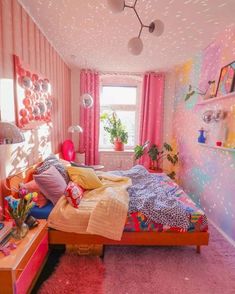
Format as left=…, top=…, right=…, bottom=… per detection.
left=38, top=255, right=105, bottom=294
left=39, top=225, right=235, bottom=294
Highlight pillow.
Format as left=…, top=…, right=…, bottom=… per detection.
left=67, top=166, right=102, bottom=190
left=7, top=166, right=37, bottom=197
left=65, top=181, right=84, bottom=208
left=20, top=180, right=48, bottom=208
left=36, top=154, right=70, bottom=183
left=34, top=165, right=67, bottom=205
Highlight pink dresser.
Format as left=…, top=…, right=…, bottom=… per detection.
left=0, top=220, right=48, bottom=294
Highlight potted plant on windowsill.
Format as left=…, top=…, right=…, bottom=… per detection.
left=134, top=142, right=179, bottom=179
left=100, top=112, right=128, bottom=151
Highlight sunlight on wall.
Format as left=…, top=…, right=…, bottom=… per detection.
left=0, top=125, right=52, bottom=178
left=0, top=79, right=15, bottom=122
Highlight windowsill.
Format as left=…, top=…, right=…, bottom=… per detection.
left=99, top=149, right=134, bottom=153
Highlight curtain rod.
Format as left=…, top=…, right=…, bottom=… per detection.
left=100, top=71, right=143, bottom=77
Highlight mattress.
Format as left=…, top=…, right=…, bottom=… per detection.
left=30, top=190, right=208, bottom=233
left=30, top=165, right=208, bottom=233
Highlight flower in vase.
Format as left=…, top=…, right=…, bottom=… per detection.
left=5, top=192, right=38, bottom=223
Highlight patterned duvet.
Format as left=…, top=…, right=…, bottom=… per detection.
left=112, top=166, right=208, bottom=233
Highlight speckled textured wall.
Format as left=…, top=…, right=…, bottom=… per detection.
left=172, top=26, right=235, bottom=241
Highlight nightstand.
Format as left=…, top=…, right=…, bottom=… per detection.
left=0, top=220, right=48, bottom=294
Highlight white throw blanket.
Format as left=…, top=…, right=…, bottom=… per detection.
left=48, top=172, right=132, bottom=240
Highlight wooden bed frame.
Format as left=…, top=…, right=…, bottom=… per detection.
left=4, top=163, right=209, bottom=254
left=49, top=229, right=209, bottom=254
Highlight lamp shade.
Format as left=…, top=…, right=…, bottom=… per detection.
left=68, top=125, right=83, bottom=133
left=128, top=37, right=143, bottom=55
left=149, top=19, right=164, bottom=37
left=0, top=122, right=25, bottom=144
left=107, top=0, right=125, bottom=13
left=81, top=93, right=93, bottom=109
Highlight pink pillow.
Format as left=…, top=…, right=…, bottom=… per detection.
left=34, top=165, right=67, bottom=205
left=20, top=180, right=48, bottom=208
left=65, top=181, right=84, bottom=208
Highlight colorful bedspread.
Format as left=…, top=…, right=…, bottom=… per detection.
left=113, top=165, right=208, bottom=233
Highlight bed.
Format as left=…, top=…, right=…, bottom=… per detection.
left=4, top=163, right=209, bottom=254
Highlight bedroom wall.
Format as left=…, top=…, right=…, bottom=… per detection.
left=0, top=0, right=71, bottom=208
left=171, top=26, right=235, bottom=242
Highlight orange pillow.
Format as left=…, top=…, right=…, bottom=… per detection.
left=21, top=180, right=48, bottom=208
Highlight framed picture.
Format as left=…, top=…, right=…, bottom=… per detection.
left=216, top=60, right=235, bottom=97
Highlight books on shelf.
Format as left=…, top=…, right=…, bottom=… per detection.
left=0, top=222, right=13, bottom=244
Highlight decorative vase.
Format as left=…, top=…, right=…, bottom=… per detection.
left=198, top=128, right=206, bottom=143
left=114, top=140, right=124, bottom=151
left=12, top=218, right=29, bottom=240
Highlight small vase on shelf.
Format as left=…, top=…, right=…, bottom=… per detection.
left=198, top=128, right=206, bottom=143
left=12, top=218, right=29, bottom=240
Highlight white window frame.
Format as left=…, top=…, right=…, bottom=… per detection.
left=99, top=78, right=141, bottom=150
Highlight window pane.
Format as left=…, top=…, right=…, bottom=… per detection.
left=101, top=86, right=136, bottom=105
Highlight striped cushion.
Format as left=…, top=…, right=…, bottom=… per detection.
left=36, top=154, right=70, bottom=183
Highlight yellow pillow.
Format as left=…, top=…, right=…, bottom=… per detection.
left=67, top=166, right=102, bottom=190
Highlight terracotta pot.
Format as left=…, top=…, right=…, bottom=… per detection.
left=149, top=160, right=163, bottom=173
left=114, top=140, right=124, bottom=151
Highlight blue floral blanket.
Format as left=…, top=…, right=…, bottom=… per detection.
left=111, top=165, right=190, bottom=230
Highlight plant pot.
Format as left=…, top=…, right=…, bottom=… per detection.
left=149, top=160, right=163, bottom=173
left=114, top=140, right=124, bottom=151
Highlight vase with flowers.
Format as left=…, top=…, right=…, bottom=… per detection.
left=5, top=191, right=37, bottom=240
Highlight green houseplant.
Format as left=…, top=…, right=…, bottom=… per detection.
left=134, top=142, right=179, bottom=179
left=100, top=112, right=128, bottom=151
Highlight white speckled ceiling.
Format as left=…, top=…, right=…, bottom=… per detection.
left=19, top=0, right=235, bottom=72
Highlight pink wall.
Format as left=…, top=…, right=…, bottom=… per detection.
left=171, top=26, right=235, bottom=242
left=0, top=0, right=71, bottom=205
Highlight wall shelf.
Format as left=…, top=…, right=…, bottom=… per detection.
left=197, top=92, right=235, bottom=105
left=198, top=143, right=235, bottom=152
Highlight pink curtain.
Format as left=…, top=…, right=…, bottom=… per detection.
left=139, top=72, right=165, bottom=168
left=79, top=70, right=100, bottom=165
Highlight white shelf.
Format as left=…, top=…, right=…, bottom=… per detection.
left=197, top=92, right=235, bottom=105
left=198, top=143, right=235, bottom=152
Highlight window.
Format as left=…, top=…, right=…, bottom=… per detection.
left=99, top=85, right=139, bottom=149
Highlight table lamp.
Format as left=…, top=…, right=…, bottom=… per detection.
left=61, top=125, right=83, bottom=161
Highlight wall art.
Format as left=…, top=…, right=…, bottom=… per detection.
left=13, top=55, right=53, bottom=129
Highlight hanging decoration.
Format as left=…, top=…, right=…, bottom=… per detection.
left=13, top=55, right=53, bottom=129
left=81, top=93, right=94, bottom=109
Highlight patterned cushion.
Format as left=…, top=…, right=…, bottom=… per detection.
left=65, top=181, right=84, bottom=208
left=36, top=154, right=70, bottom=183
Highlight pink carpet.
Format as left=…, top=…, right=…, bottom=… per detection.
left=39, top=225, right=235, bottom=294
left=38, top=255, right=105, bottom=294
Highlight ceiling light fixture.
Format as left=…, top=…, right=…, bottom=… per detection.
left=107, top=0, right=164, bottom=55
